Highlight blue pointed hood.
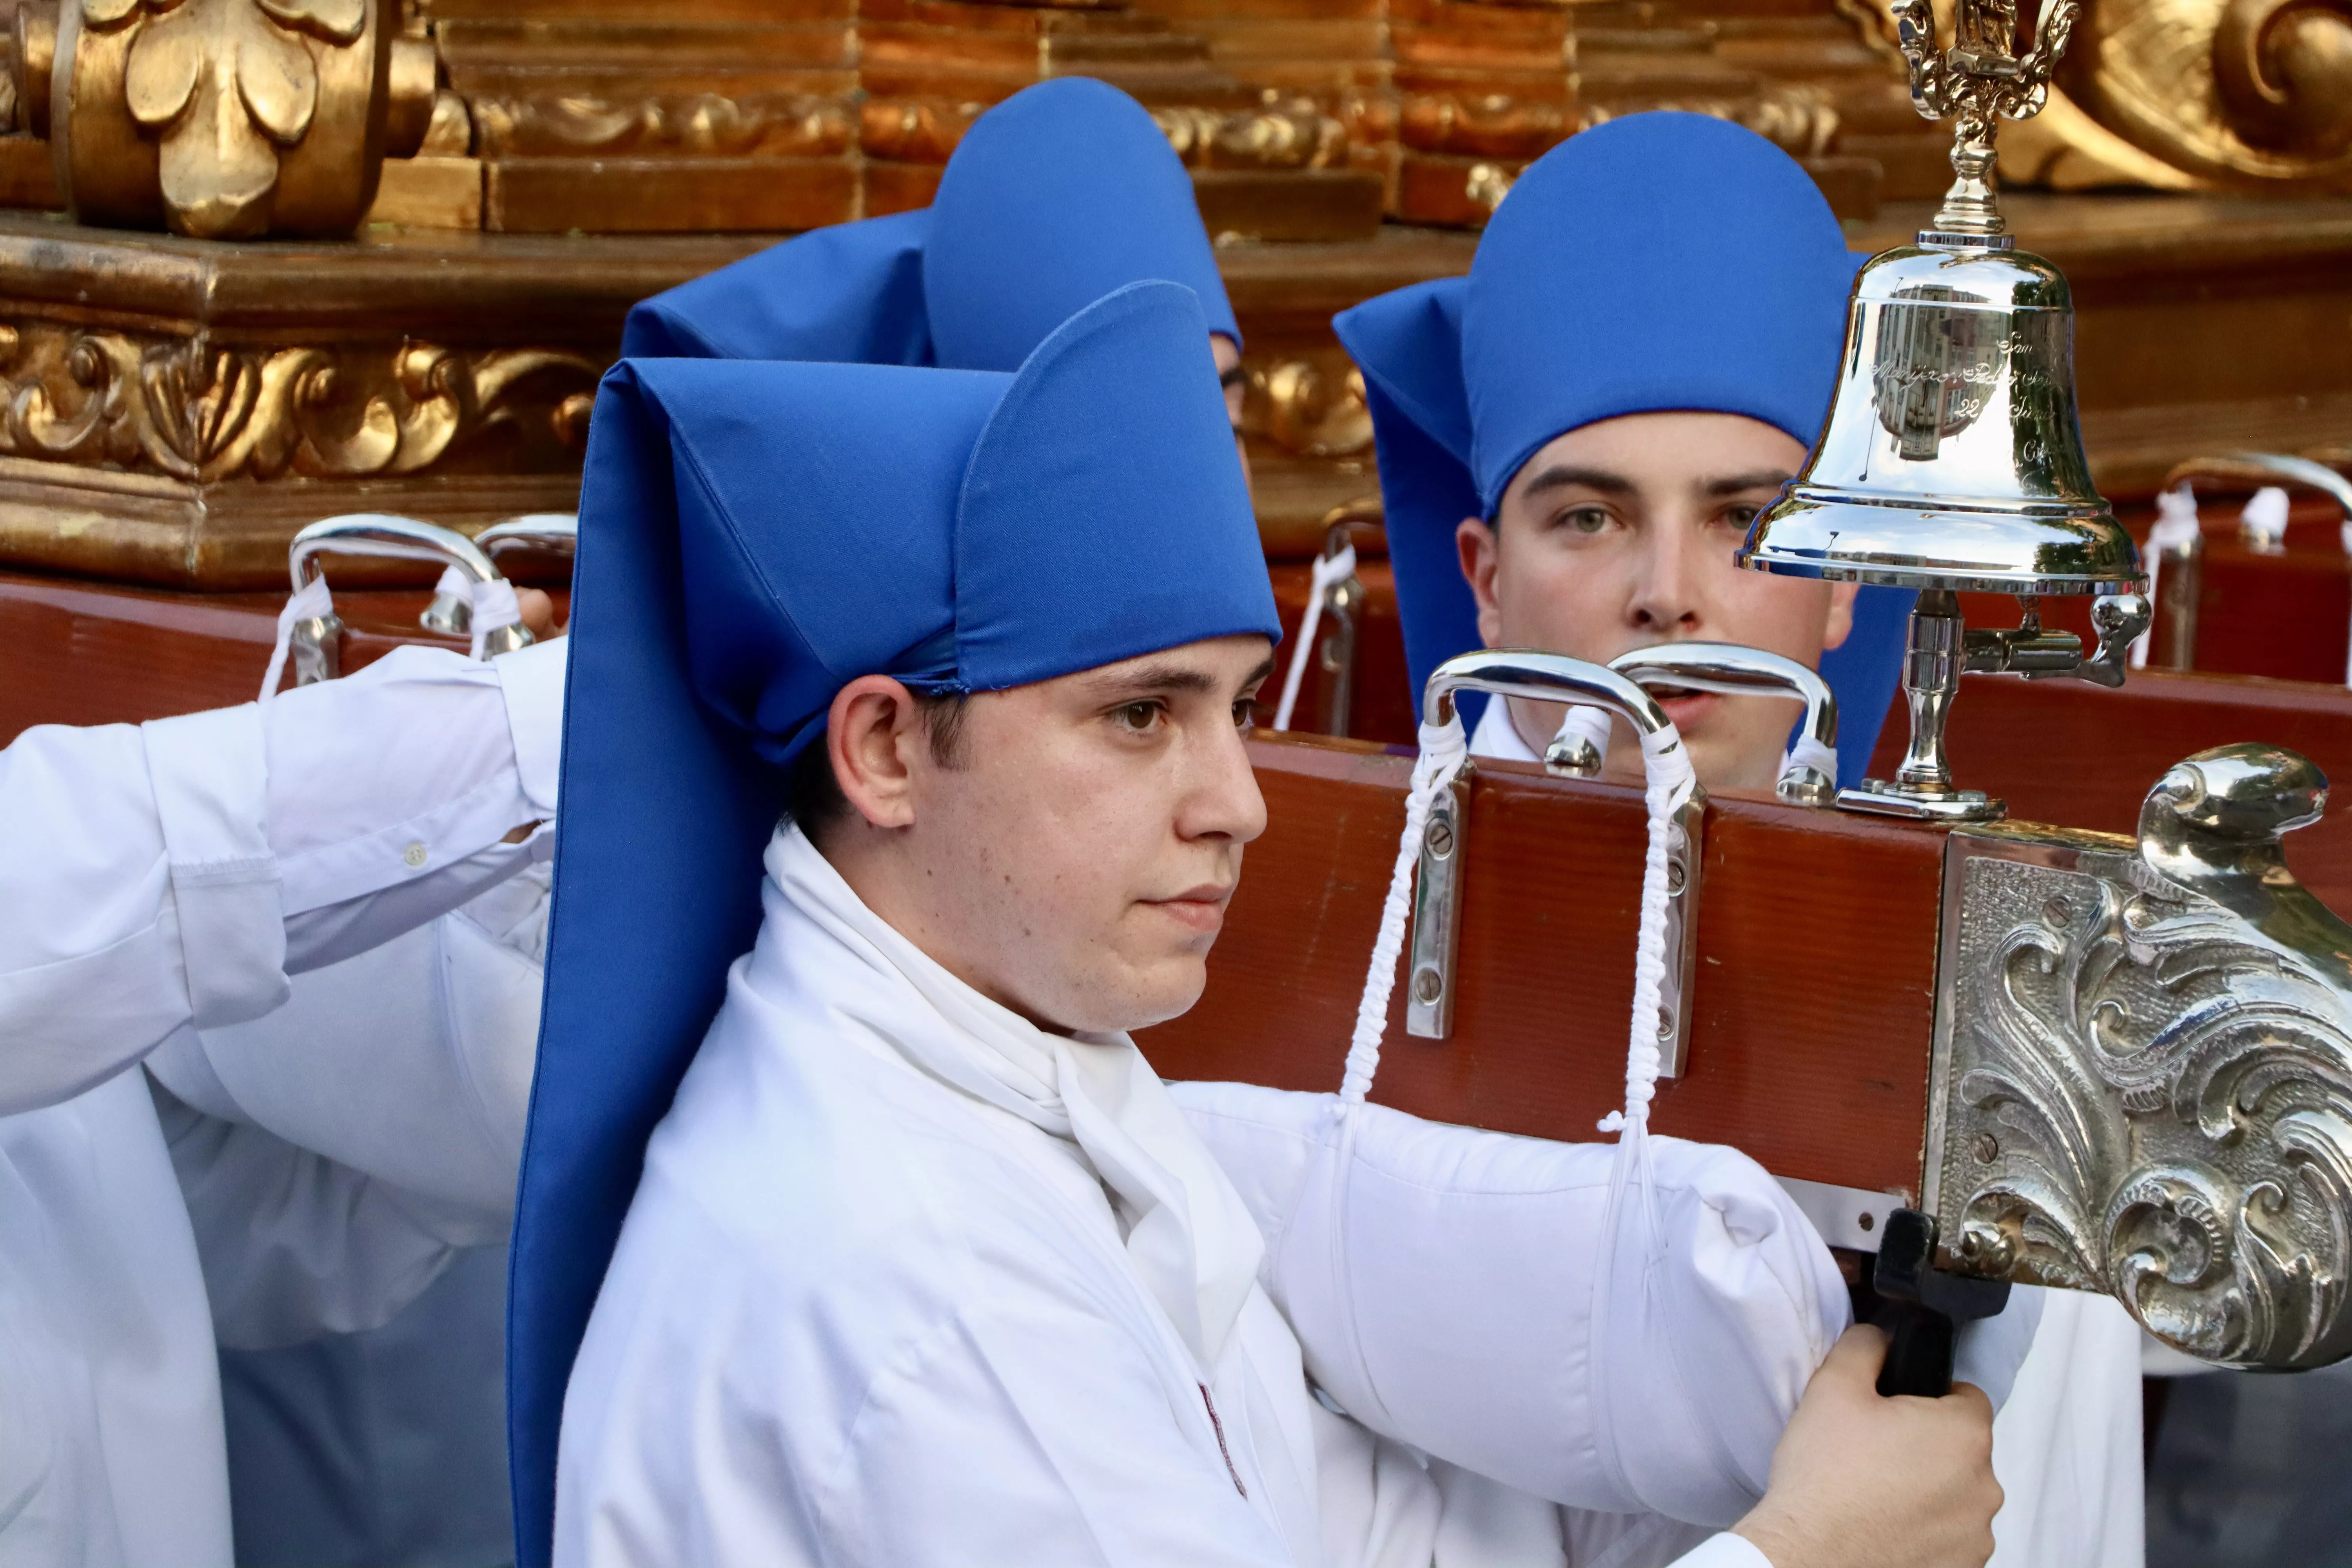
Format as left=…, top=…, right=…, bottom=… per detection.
left=508, top=281, right=1277, bottom=1566
left=1334, top=112, right=1908, bottom=784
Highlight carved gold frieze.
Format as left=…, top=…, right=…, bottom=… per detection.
left=0, top=319, right=597, bottom=483
left=1152, top=101, right=1348, bottom=172
left=474, top=93, right=856, bottom=160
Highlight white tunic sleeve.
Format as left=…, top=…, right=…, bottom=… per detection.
left=1171, top=1081, right=1850, bottom=1529
left=0, top=638, right=565, bottom=1116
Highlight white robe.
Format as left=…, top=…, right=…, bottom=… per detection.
left=0, top=639, right=564, bottom=1568
left=557, top=826, right=1870, bottom=1567
left=167, top=864, right=553, bottom=1567
left=1468, top=695, right=2148, bottom=1568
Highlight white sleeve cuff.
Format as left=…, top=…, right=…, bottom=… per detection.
left=263, top=644, right=541, bottom=917
left=495, top=635, right=569, bottom=815
left=1669, top=1532, right=1775, bottom=1568
left=143, top=704, right=290, bottom=1030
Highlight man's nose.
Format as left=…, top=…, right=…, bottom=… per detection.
left=1627, top=519, right=1706, bottom=633
left=1183, top=716, right=1268, bottom=846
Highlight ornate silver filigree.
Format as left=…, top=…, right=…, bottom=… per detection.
left=1927, top=744, right=2352, bottom=1368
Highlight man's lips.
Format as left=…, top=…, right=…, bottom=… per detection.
left=1649, top=686, right=1719, bottom=727
left=1143, top=884, right=1235, bottom=934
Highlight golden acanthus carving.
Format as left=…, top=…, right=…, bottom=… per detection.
left=1243, top=357, right=1373, bottom=460
left=2064, top=0, right=2352, bottom=189
left=0, top=321, right=598, bottom=483
left=1861, top=0, right=2352, bottom=191
left=89, top=0, right=365, bottom=236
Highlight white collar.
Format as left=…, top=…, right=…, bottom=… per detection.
left=754, top=825, right=1266, bottom=1372
left=1468, top=694, right=1541, bottom=763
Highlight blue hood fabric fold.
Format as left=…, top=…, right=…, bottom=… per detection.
left=507, top=281, right=1278, bottom=1565
left=621, top=78, right=1238, bottom=371
left=1334, top=113, right=1911, bottom=786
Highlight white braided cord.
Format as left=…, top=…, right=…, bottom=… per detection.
left=258, top=575, right=334, bottom=704
left=1272, top=544, right=1360, bottom=732
left=1338, top=716, right=1468, bottom=1104
left=2131, top=485, right=2200, bottom=671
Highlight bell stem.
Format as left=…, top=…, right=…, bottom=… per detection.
left=1927, top=109, right=2008, bottom=242
left=1894, top=591, right=1967, bottom=791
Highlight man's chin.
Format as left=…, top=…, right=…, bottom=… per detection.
left=1095, top=958, right=1210, bottom=1034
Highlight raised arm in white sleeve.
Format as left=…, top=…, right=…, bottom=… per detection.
left=0, top=637, right=566, bottom=1116
left=1171, top=1081, right=1851, bottom=1528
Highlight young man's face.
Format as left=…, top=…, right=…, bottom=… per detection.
left=824, top=635, right=1273, bottom=1036
left=1212, top=332, right=1252, bottom=492
left=1456, top=410, right=1857, bottom=792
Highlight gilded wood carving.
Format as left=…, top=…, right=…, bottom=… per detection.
left=0, top=319, right=596, bottom=482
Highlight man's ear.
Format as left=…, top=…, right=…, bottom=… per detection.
left=1820, top=580, right=1861, bottom=652
left=828, top=675, right=926, bottom=831
left=1456, top=517, right=1504, bottom=648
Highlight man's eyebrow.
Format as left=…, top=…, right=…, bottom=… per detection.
left=1519, top=465, right=1636, bottom=500
left=1700, top=469, right=1795, bottom=497
left=1084, top=661, right=1219, bottom=698
left=1082, top=655, right=1278, bottom=701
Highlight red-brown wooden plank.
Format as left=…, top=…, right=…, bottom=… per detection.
left=1140, top=733, right=1946, bottom=1199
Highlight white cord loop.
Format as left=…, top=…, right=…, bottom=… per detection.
left=1272, top=544, right=1359, bottom=732
left=1339, top=715, right=1469, bottom=1105
left=258, top=575, right=334, bottom=704
left=2241, top=485, right=2290, bottom=550
left=467, top=576, right=524, bottom=661
left=1596, top=725, right=1699, bottom=1141
left=2131, top=485, right=2201, bottom=670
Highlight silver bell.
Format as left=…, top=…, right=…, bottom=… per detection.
left=1737, top=0, right=2148, bottom=822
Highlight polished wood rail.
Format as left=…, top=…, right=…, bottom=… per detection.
left=1868, top=666, right=2352, bottom=914
left=0, top=571, right=568, bottom=744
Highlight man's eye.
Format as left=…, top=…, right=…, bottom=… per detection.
left=1720, top=504, right=1762, bottom=531
left=1232, top=699, right=1256, bottom=732
left=1560, top=505, right=1613, bottom=535
left=1113, top=701, right=1165, bottom=733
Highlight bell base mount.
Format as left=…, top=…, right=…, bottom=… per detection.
left=1837, top=779, right=2008, bottom=822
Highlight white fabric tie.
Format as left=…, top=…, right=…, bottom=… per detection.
left=2131, top=485, right=2201, bottom=670
left=762, top=828, right=1265, bottom=1372
left=467, top=576, right=524, bottom=661
left=1779, top=733, right=1838, bottom=789
left=1550, top=705, right=1614, bottom=769
left=258, top=575, right=335, bottom=704
left=1339, top=716, right=1470, bottom=1104
left=1271, top=543, right=1357, bottom=732
left=2337, top=515, right=2352, bottom=688
left=2242, top=485, right=2290, bottom=550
